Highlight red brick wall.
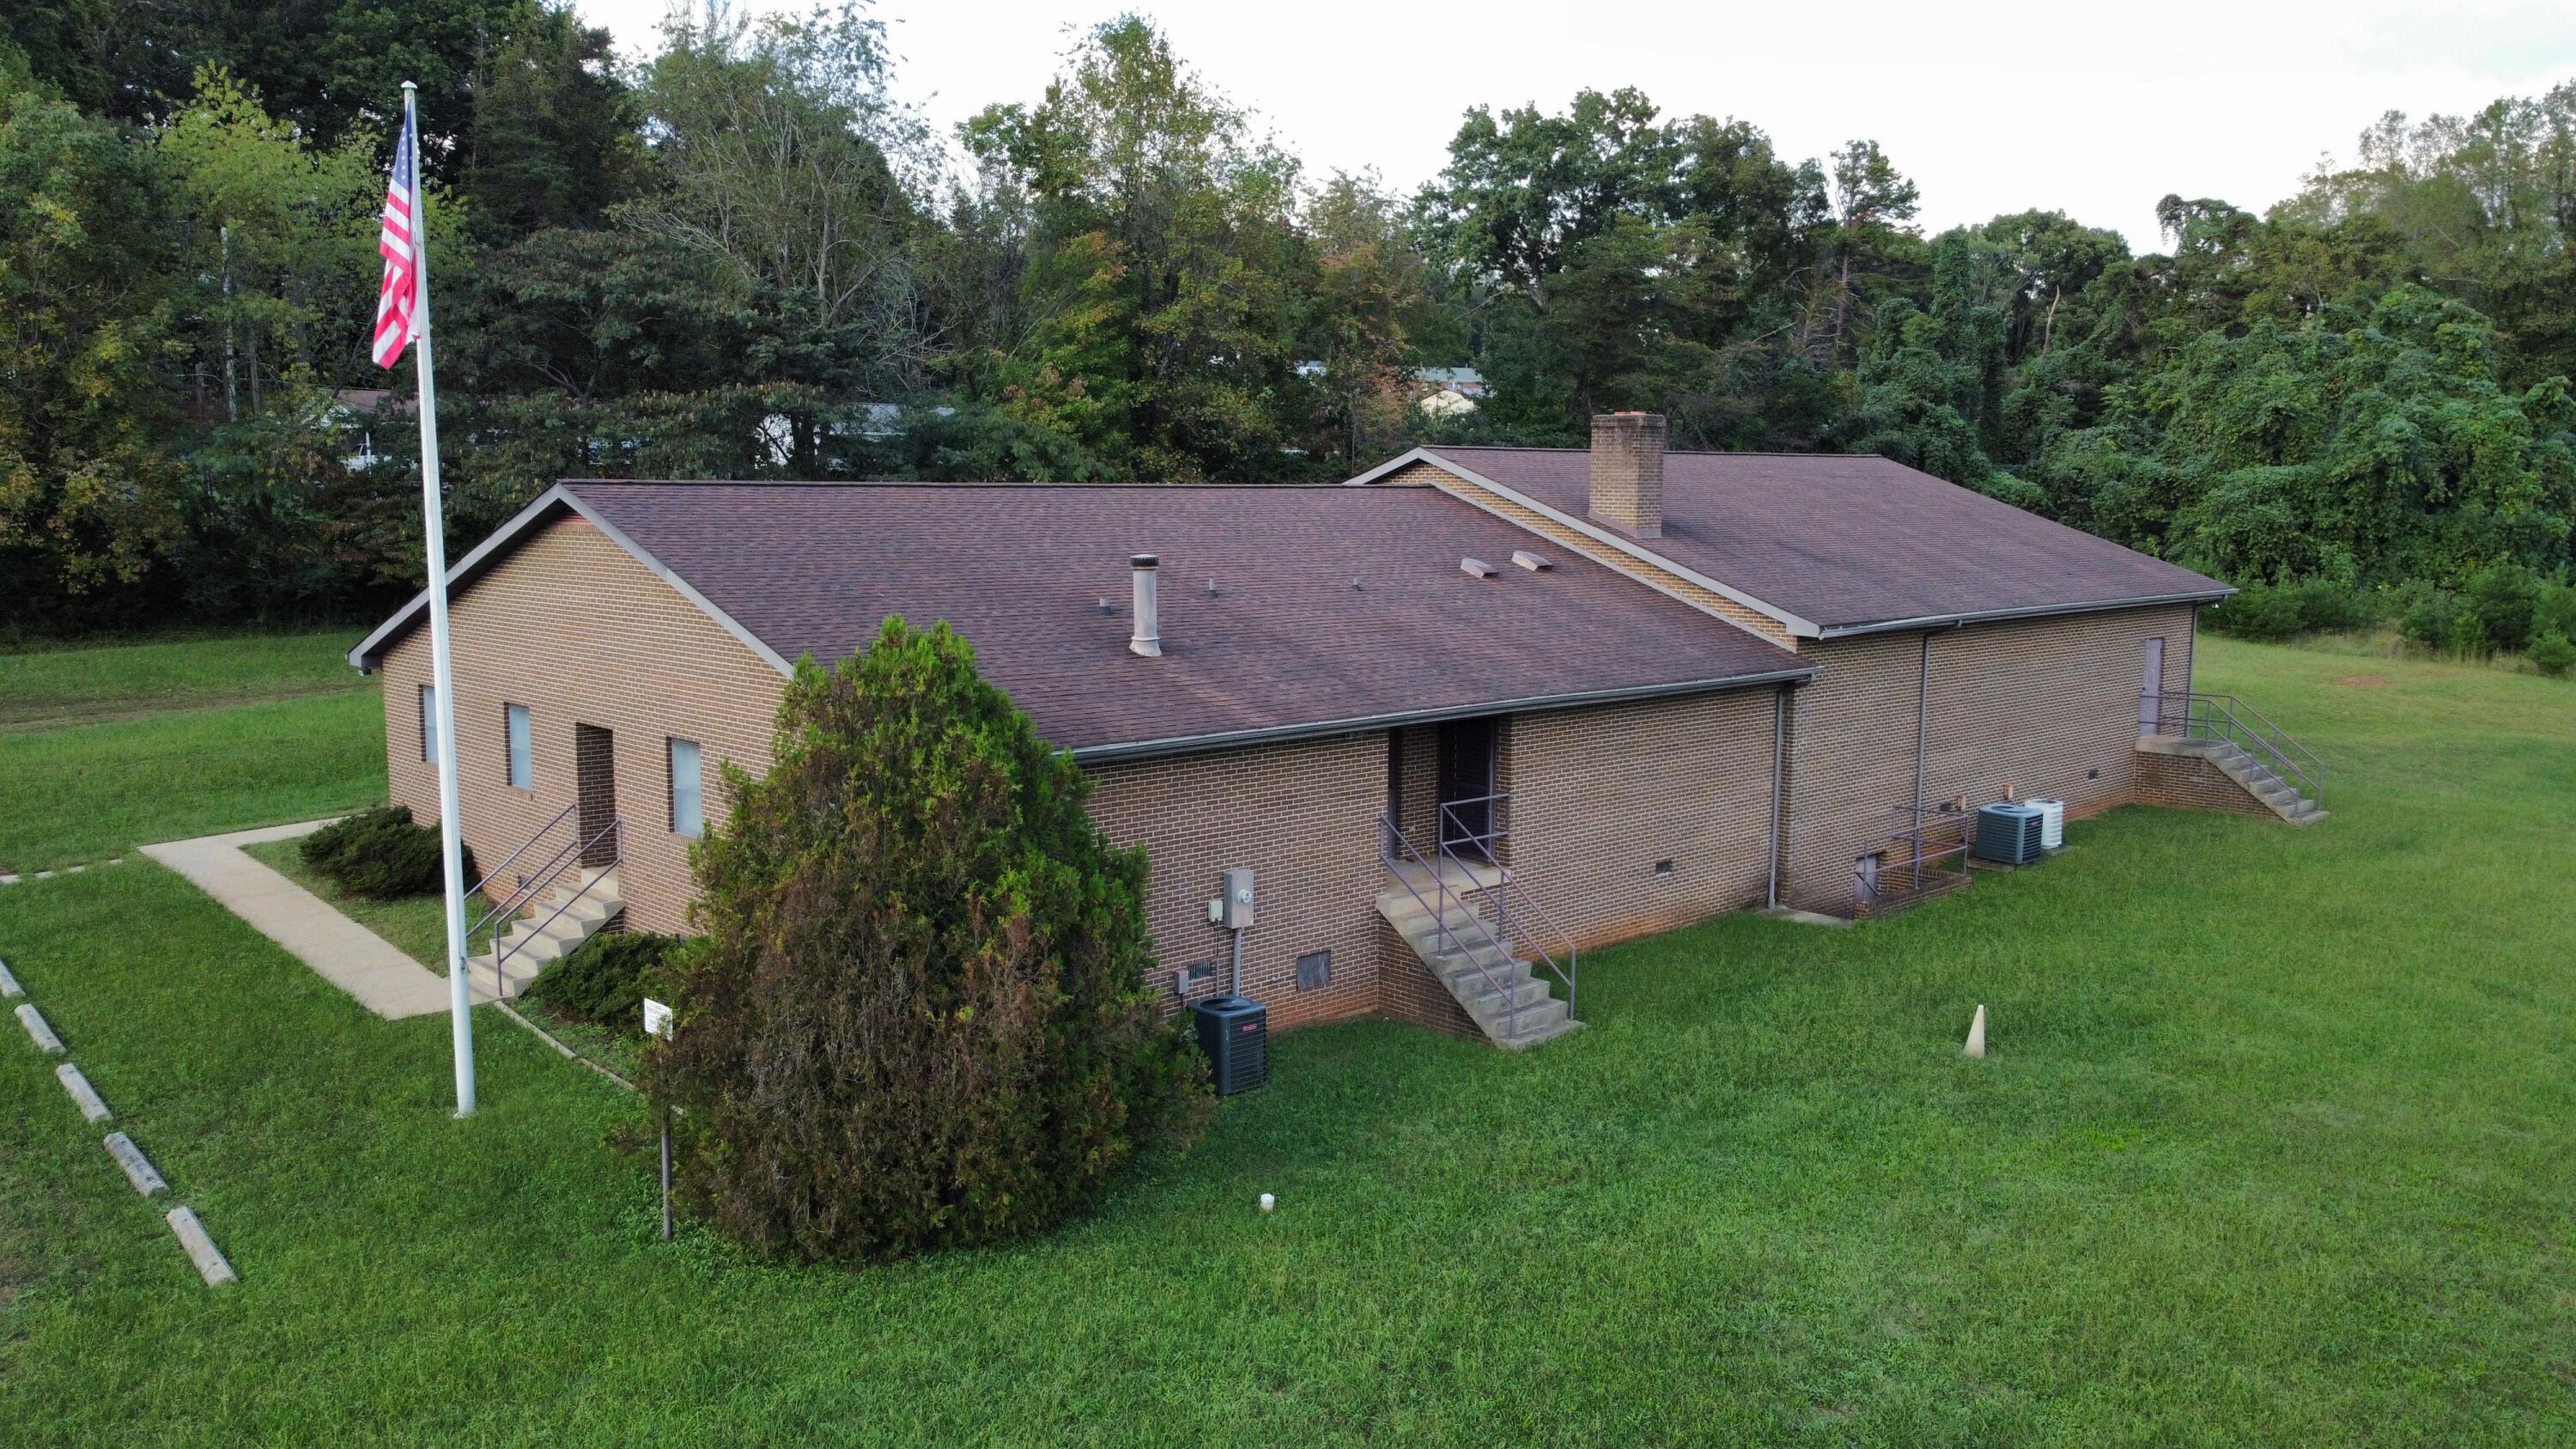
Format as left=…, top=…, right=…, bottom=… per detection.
left=1503, top=688, right=1783, bottom=949
left=380, top=517, right=786, bottom=935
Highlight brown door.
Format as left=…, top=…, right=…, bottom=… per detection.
left=574, top=723, right=617, bottom=866
left=1435, top=717, right=1498, bottom=860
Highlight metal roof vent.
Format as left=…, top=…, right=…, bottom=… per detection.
left=1511, top=549, right=1553, bottom=572
left=1460, top=557, right=1498, bottom=578
left=1128, top=554, right=1162, bottom=657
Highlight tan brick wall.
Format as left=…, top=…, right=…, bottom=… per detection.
left=1504, top=688, right=1783, bottom=949
left=2136, top=750, right=2276, bottom=818
left=380, top=517, right=786, bottom=935
left=1587, top=412, right=1665, bottom=538
left=1376, top=461, right=1801, bottom=648
left=1375, top=919, right=1482, bottom=1040
left=1924, top=605, right=2198, bottom=820
left=1085, top=732, right=1394, bottom=1032
left=1778, top=606, right=2199, bottom=915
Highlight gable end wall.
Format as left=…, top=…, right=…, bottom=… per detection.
left=380, top=517, right=785, bottom=935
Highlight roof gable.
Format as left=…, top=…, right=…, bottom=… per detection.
left=1389, top=447, right=2230, bottom=634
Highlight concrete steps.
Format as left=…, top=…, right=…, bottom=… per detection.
left=2154, top=737, right=2328, bottom=825
left=1376, top=882, right=1580, bottom=1051
left=467, top=867, right=623, bottom=1000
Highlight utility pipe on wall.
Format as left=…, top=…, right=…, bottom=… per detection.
left=1766, top=685, right=1788, bottom=910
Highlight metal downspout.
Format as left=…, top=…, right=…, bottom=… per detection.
left=1915, top=632, right=1932, bottom=883
left=1766, top=685, right=1787, bottom=910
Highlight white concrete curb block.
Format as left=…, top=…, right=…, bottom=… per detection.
left=16, top=1002, right=64, bottom=1054
left=166, top=1207, right=238, bottom=1287
left=104, top=1131, right=168, bottom=1197
left=0, top=959, right=21, bottom=997
left=57, top=1063, right=112, bottom=1123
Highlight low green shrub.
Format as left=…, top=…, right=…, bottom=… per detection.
left=2535, top=580, right=2576, bottom=642
left=2465, top=561, right=2544, bottom=653
left=2208, top=582, right=2300, bottom=640
left=524, top=930, right=679, bottom=1028
left=298, top=804, right=477, bottom=900
left=2400, top=585, right=2458, bottom=650
left=2288, top=577, right=2375, bottom=634
left=2529, top=632, right=2576, bottom=679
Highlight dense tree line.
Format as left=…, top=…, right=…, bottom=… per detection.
left=4, top=4, right=2573, bottom=636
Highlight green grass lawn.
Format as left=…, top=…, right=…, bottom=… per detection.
left=0, top=629, right=386, bottom=874
left=0, top=691, right=386, bottom=874
left=0, top=630, right=367, bottom=729
left=1, top=636, right=2572, bottom=1443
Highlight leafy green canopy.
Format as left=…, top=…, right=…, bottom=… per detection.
left=649, top=619, right=1211, bottom=1263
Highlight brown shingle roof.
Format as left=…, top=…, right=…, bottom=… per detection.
left=368, top=481, right=1811, bottom=759
left=1416, top=447, right=2230, bottom=633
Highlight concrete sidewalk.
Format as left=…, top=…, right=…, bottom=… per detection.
left=140, top=821, right=489, bottom=1020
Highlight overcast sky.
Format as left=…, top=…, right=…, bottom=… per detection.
left=580, top=0, right=2576, bottom=253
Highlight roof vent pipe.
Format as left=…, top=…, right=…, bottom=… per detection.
left=1589, top=411, right=1666, bottom=539
left=1128, top=554, right=1162, bottom=657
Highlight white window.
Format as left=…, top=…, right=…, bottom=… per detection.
left=419, top=685, right=438, bottom=763
left=506, top=703, right=532, bottom=789
left=669, top=738, right=703, bottom=838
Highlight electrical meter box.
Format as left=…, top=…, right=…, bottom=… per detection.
left=1220, top=868, right=1256, bottom=929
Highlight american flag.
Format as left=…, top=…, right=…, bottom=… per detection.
left=371, top=104, right=420, bottom=368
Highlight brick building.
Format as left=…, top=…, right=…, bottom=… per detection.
left=352, top=416, right=2322, bottom=1049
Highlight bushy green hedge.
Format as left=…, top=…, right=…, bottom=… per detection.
left=2207, top=578, right=2381, bottom=641
left=2529, top=632, right=2576, bottom=678
left=649, top=618, right=1212, bottom=1264
left=299, top=805, right=477, bottom=900
left=524, top=931, right=679, bottom=1028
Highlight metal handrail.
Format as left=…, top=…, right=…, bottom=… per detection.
left=2148, top=691, right=2327, bottom=808
left=466, top=801, right=578, bottom=903
left=1380, top=812, right=1525, bottom=1038
left=1433, top=794, right=1578, bottom=1018
left=484, top=818, right=620, bottom=998
left=469, top=825, right=590, bottom=941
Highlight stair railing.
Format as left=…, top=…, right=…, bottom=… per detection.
left=1379, top=811, right=1523, bottom=1038
left=1437, top=795, right=1577, bottom=1020
left=466, top=801, right=576, bottom=904
left=469, top=816, right=621, bottom=997
left=2147, top=691, right=2327, bottom=808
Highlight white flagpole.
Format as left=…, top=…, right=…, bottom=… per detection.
left=403, top=81, right=478, bottom=1117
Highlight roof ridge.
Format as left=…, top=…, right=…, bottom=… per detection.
left=561, top=478, right=1360, bottom=490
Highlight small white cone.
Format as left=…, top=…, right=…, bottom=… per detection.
left=1964, top=1004, right=1988, bottom=1059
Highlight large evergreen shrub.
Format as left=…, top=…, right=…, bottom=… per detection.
left=299, top=805, right=476, bottom=899
left=524, top=932, right=680, bottom=1026
left=647, top=619, right=1211, bottom=1263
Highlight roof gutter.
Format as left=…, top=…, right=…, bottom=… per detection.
left=1067, top=665, right=1819, bottom=766
left=1815, top=587, right=2237, bottom=640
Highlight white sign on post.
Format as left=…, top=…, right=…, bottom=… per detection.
left=643, top=998, right=672, bottom=1038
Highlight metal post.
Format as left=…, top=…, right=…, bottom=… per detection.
left=659, top=1106, right=672, bottom=1242
left=1766, top=685, right=1787, bottom=910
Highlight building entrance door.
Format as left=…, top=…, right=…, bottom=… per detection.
left=574, top=723, right=617, bottom=866
left=1434, top=717, right=1498, bottom=860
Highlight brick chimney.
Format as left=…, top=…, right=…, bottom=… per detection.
left=1589, top=411, right=1664, bottom=539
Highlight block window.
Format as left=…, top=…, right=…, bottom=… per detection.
left=669, top=738, right=704, bottom=839
left=1296, top=950, right=1332, bottom=991
left=505, top=704, right=532, bottom=789
left=418, top=685, right=438, bottom=763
